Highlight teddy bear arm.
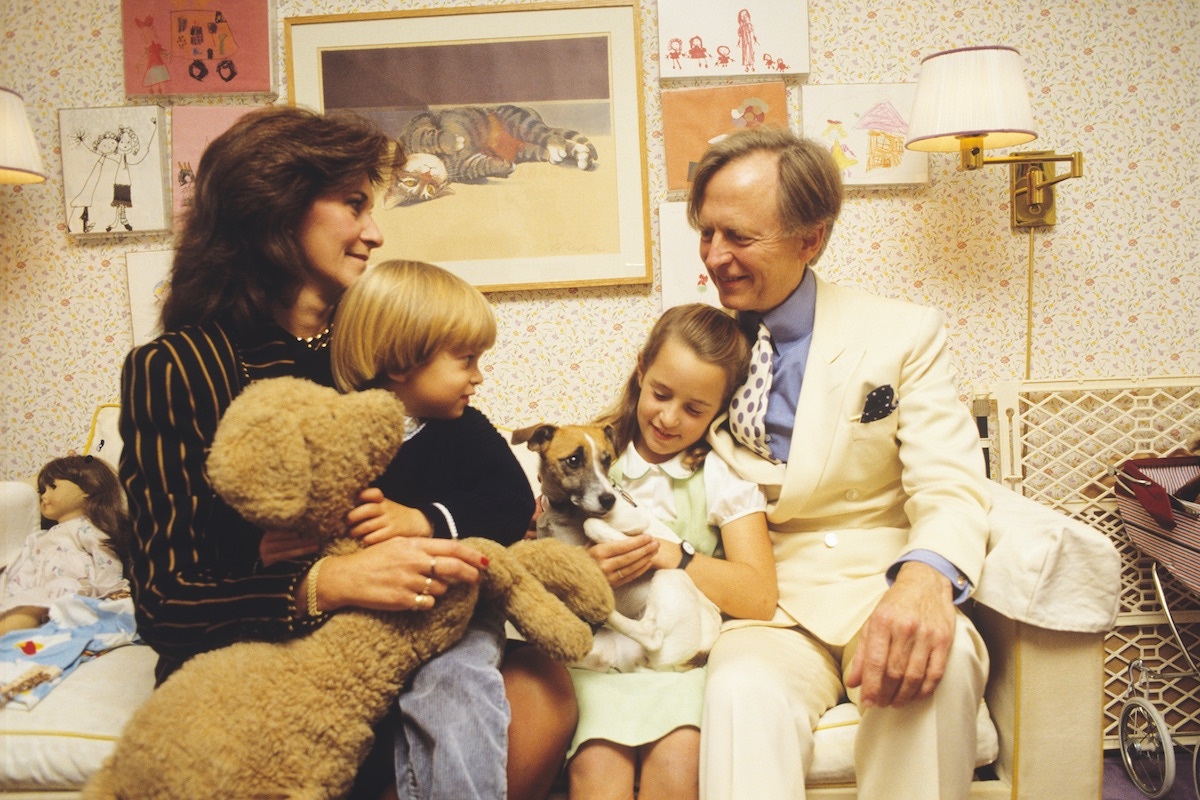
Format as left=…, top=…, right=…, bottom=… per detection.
left=463, top=538, right=600, bottom=663
left=508, top=538, right=614, bottom=624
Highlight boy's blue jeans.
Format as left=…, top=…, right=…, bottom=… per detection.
left=395, top=604, right=510, bottom=800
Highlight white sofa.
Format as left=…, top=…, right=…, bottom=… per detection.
left=0, top=408, right=1119, bottom=798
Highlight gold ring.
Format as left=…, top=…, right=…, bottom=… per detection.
left=430, top=557, right=438, bottom=577
left=423, top=576, right=433, bottom=593
left=616, top=568, right=624, bottom=579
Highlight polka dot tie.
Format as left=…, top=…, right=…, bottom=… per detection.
left=729, top=322, right=775, bottom=461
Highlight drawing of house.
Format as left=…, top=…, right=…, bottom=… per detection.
left=856, top=100, right=908, bottom=171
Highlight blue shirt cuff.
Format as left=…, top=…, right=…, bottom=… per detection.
left=887, top=550, right=973, bottom=605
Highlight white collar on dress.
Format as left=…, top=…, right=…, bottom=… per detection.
left=622, top=442, right=694, bottom=481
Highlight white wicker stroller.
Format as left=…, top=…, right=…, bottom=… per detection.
left=1112, top=455, right=1200, bottom=799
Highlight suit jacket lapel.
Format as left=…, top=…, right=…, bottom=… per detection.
left=781, top=276, right=864, bottom=506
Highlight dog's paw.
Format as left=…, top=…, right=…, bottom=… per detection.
left=583, top=516, right=632, bottom=544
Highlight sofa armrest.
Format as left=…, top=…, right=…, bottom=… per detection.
left=0, top=481, right=39, bottom=570
left=974, top=604, right=1105, bottom=798
left=974, top=483, right=1120, bottom=633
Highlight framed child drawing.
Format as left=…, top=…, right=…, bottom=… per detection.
left=59, top=105, right=170, bottom=236
left=169, top=105, right=263, bottom=225
left=657, top=0, right=808, bottom=79
left=801, top=83, right=929, bottom=186
left=120, top=0, right=275, bottom=97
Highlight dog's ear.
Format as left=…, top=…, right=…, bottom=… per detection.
left=602, top=425, right=619, bottom=456
left=511, top=424, right=557, bottom=452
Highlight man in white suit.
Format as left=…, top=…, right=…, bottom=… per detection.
left=690, top=128, right=991, bottom=799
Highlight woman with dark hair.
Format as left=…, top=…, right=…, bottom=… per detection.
left=120, top=105, right=576, bottom=800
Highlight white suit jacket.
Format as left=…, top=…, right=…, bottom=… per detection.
left=708, top=275, right=991, bottom=645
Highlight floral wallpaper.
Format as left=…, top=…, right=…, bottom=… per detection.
left=1, top=0, right=1198, bottom=480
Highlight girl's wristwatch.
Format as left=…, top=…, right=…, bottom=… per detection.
left=677, top=540, right=696, bottom=570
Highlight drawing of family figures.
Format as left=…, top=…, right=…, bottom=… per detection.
left=69, top=118, right=158, bottom=233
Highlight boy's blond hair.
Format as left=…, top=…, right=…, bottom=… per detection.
left=331, top=260, right=496, bottom=392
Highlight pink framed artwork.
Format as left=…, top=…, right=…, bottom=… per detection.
left=169, top=105, right=263, bottom=224
left=121, top=0, right=275, bottom=97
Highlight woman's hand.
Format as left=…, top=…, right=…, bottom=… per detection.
left=588, top=534, right=659, bottom=587
left=259, top=529, right=320, bottom=566
left=346, top=487, right=433, bottom=543
left=311, top=536, right=489, bottom=615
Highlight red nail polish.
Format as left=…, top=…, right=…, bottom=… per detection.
left=480, top=556, right=490, bottom=567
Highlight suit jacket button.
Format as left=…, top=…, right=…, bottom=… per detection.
left=845, top=489, right=860, bottom=501
left=824, top=533, right=839, bottom=548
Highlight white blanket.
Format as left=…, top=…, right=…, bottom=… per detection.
left=974, top=483, right=1120, bottom=633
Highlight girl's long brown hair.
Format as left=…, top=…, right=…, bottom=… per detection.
left=595, top=304, right=751, bottom=470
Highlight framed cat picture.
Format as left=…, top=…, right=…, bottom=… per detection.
left=285, top=2, right=651, bottom=292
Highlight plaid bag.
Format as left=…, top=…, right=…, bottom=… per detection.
left=1113, top=456, right=1200, bottom=598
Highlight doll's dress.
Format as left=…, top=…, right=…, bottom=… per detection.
left=566, top=445, right=766, bottom=759
left=0, top=516, right=128, bottom=614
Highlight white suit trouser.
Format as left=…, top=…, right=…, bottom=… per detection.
left=700, top=613, right=987, bottom=800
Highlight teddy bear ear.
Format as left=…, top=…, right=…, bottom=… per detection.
left=207, top=380, right=313, bottom=530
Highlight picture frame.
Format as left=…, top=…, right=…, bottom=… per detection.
left=125, top=249, right=174, bottom=345
left=169, top=105, right=264, bottom=226
left=801, top=83, right=929, bottom=187
left=657, top=0, right=808, bottom=80
left=285, top=1, right=651, bottom=292
left=120, top=0, right=276, bottom=98
left=661, top=81, right=788, bottom=191
left=59, top=105, right=170, bottom=236
left=658, top=201, right=721, bottom=311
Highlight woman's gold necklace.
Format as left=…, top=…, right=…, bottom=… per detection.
left=298, top=323, right=332, bottom=351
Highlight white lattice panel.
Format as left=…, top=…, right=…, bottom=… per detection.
left=985, top=376, right=1200, bottom=747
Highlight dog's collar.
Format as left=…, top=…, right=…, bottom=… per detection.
left=542, top=481, right=638, bottom=515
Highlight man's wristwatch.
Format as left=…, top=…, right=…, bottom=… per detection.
left=677, top=540, right=696, bottom=571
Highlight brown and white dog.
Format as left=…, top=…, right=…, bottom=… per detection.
left=511, top=423, right=721, bottom=672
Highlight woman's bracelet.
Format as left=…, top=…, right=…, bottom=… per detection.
left=306, top=556, right=327, bottom=617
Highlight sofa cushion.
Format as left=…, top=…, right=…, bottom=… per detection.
left=0, top=643, right=156, bottom=790
left=807, top=699, right=998, bottom=784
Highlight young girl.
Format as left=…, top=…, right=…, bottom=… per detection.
left=570, top=303, right=778, bottom=800
left=0, top=455, right=131, bottom=635
left=330, top=259, right=545, bottom=800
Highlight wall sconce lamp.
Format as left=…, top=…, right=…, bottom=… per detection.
left=905, top=46, right=1083, bottom=229
left=0, top=87, right=47, bottom=185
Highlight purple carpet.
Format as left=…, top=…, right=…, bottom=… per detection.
left=1105, top=749, right=1198, bottom=800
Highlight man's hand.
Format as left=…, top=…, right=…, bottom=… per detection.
left=845, top=561, right=956, bottom=709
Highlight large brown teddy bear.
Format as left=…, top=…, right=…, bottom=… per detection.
left=83, top=376, right=614, bottom=800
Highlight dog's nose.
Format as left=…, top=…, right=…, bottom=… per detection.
left=599, top=492, right=616, bottom=511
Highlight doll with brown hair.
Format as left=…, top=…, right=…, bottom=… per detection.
left=0, top=455, right=131, bottom=635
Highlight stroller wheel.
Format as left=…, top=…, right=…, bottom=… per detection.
left=1120, top=696, right=1175, bottom=798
